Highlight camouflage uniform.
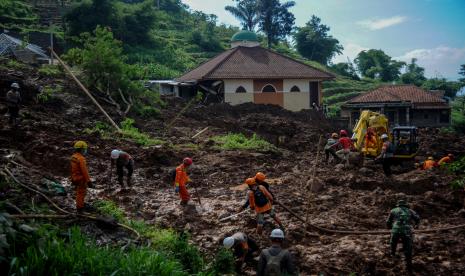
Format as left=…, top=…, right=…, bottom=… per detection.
left=386, top=200, right=420, bottom=273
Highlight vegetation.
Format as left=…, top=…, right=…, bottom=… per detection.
left=451, top=96, right=465, bottom=133
left=38, top=64, right=63, bottom=78
left=294, top=15, right=343, bottom=65
left=37, top=84, right=63, bottom=103
left=225, top=0, right=259, bottom=31
left=120, top=118, right=164, bottom=146
left=0, top=0, right=38, bottom=28
left=355, top=49, right=405, bottom=82
left=212, top=133, right=278, bottom=152
left=400, top=58, right=426, bottom=86
left=446, top=155, right=465, bottom=189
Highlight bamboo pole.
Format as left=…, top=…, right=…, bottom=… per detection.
left=305, top=135, right=323, bottom=224
left=191, top=127, right=209, bottom=139
left=51, top=50, right=121, bottom=131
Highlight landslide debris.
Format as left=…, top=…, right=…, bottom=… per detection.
left=1, top=63, right=465, bottom=275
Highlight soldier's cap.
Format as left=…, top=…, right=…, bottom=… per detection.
left=397, top=200, right=408, bottom=207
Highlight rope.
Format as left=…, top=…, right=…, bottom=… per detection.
left=4, top=168, right=140, bottom=240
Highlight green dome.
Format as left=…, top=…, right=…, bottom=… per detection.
left=231, top=30, right=258, bottom=42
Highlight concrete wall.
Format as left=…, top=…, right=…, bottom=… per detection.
left=283, top=79, right=310, bottom=92
left=225, top=93, right=254, bottom=105
left=411, top=109, right=450, bottom=127
left=224, top=79, right=254, bottom=93
left=283, top=92, right=310, bottom=111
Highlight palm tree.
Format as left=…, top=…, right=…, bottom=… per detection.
left=225, top=0, right=258, bottom=31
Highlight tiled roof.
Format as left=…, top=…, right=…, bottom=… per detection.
left=346, top=85, right=447, bottom=104
left=176, top=46, right=335, bottom=82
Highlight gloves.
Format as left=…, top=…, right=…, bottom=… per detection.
left=175, top=186, right=179, bottom=193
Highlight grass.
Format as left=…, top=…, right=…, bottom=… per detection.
left=8, top=227, right=187, bottom=276
left=120, top=118, right=164, bottom=146
left=37, top=64, right=62, bottom=78
left=212, top=133, right=278, bottom=152
left=37, top=84, right=63, bottom=103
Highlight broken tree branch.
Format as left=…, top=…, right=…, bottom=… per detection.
left=51, top=50, right=121, bottom=131
left=191, top=127, right=209, bottom=139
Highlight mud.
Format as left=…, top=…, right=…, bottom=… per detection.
left=2, top=63, right=465, bottom=275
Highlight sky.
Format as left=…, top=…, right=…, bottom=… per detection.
left=182, top=0, right=465, bottom=80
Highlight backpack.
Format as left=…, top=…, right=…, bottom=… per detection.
left=263, top=249, right=287, bottom=276
left=253, top=188, right=269, bottom=207
left=169, top=168, right=176, bottom=183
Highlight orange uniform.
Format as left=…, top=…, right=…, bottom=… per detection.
left=70, top=152, right=90, bottom=210
left=438, top=156, right=452, bottom=165
left=248, top=185, right=273, bottom=214
left=175, top=164, right=191, bottom=202
left=423, top=160, right=437, bottom=170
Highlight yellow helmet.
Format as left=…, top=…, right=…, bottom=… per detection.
left=74, top=141, right=88, bottom=149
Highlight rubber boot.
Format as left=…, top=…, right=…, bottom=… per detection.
left=127, top=178, right=132, bottom=187
left=118, top=176, right=124, bottom=188
left=257, top=225, right=263, bottom=235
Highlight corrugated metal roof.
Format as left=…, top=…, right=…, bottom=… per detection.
left=176, top=46, right=335, bottom=82
left=0, top=33, right=48, bottom=58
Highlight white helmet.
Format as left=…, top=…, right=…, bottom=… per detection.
left=223, top=237, right=234, bottom=249
left=111, top=149, right=121, bottom=159
left=11, top=83, right=20, bottom=89
left=381, top=134, right=389, bottom=140
left=270, top=229, right=285, bottom=239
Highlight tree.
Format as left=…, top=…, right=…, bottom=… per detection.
left=256, top=0, right=295, bottom=48
left=330, top=62, right=359, bottom=80
left=459, top=64, right=465, bottom=84
left=0, top=0, right=38, bottom=27
left=354, top=49, right=405, bottom=82
left=65, top=0, right=156, bottom=46
left=294, top=15, right=343, bottom=65
left=421, top=78, right=462, bottom=99
left=400, top=58, right=426, bottom=86
left=225, top=0, right=258, bottom=31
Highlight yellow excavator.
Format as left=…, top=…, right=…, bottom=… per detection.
left=352, top=110, right=419, bottom=159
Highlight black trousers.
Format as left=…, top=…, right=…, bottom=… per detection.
left=382, top=158, right=392, bottom=176
left=8, top=105, right=19, bottom=124
left=391, top=232, right=413, bottom=272
left=117, top=159, right=134, bottom=184
left=325, top=148, right=340, bottom=162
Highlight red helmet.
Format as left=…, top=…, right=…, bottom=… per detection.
left=340, top=130, right=348, bottom=136
left=183, top=157, right=193, bottom=166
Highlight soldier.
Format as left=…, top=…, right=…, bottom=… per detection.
left=386, top=199, right=420, bottom=274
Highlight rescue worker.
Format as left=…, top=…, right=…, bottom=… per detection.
left=331, top=129, right=353, bottom=167
left=422, top=157, right=437, bottom=170
left=110, top=149, right=134, bottom=187
left=242, top=172, right=275, bottom=210
left=70, top=141, right=92, bottom=213
left=257, top=229, right=297, bottom=276
left=174, top=157, right=193, bottom=206
left=364, top=127, right=378, bottom=152
left=324, top=133, right=341, bottom=164
left=438, top=153, right=454, bottom=166
left=243, top=177, right=283, bottom=235
left=223, top=232, right=259, bottom=273
left=376, top=133, right=394, bottom=176
left=6, top=82, right=22, bottom=126
left=386, top=200, right=420, bottom=274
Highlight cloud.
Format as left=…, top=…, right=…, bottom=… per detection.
left=332, top=43, right=368, bottom=64
left=396, top=46, right=465, bottom=79
left=357, top=16, right=407, bottom=30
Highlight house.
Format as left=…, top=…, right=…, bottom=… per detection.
left=0, top=33, right=50, bottom=64
left=172, top=30, right=335, bottom=111
left=341, top=85, right=451, bottom=128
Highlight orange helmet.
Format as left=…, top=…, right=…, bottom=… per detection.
left=255, top=172, right=266, bottom=182
left=245, top=178, right=256, bottom=186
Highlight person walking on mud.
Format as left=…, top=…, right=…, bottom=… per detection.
left=70, top=141, right=93, bottom=213
left=330, top=130, right=353, bottom=167
left=110, top=149, right=134, bottom=188
left=6, top=82, right=22, bottom=126
left=386, top=199, right=420, bottom=275
left=241, top=177, right=283, bottom=235
left=174, top=157, right=193, bottom=206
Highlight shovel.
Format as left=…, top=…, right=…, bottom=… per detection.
left=219, top=209, right=249, bottom=222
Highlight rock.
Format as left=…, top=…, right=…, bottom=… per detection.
left=334, top=164, right=345, bottom=171
left=359, top=167, right=373, bottom=176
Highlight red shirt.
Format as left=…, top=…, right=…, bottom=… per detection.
left=339, top=137, right=353, bottom=150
